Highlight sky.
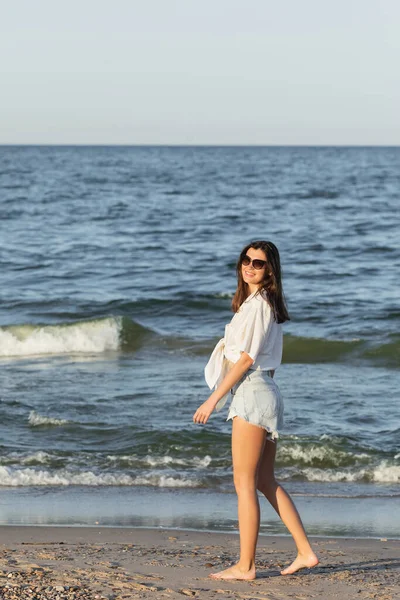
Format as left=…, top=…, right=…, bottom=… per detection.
left=1, top=0, right=399, bottom=145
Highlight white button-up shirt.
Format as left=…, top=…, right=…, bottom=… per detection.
left=204, top=290, right=283, bottom=411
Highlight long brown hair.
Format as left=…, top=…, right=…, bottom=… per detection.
left=231, top=240, right=290, bottom=323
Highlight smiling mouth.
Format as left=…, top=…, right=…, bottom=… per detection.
left=245, top=271, right=255, bottom=276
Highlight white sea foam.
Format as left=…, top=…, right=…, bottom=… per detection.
left=319, top=434, right=343, bottom=442
left=0, top=318, right=121, bottom=358
left=131, top=475, right=200, bottom=487
left=298, top=461, right=400, bottom=483
left=0, top=466, right=200, bottom=487
left=106, top=454, right=212, bottom=468
left=28, top=411, right=70, bottom=427
left=371, top=463, right=400, bottom=483
left=0, top=451, right=53, bottom=465
left=18, top=451, right=53, bottom=464
left=278, top=443, right=369, bottom=465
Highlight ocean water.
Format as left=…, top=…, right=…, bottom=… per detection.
left=0, top=145, right=399, bottom=538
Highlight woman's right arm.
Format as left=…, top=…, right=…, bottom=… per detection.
left=193, top=352, right=253, bottom=424
left=206, top=352, right=254, bottom=409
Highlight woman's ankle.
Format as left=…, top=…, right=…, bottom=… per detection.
left=296, top=545, right=316, bottom=557
left=238, top=559, right=256, bottom=571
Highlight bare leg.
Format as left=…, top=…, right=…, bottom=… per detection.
left=209, top=416, right=267, bottom=580
left=257, top=439, right=319, bottom=575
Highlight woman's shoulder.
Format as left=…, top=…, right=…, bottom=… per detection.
left=248, top=289, right=270, bottom=307
left=241, top=289, right=271, bottom=316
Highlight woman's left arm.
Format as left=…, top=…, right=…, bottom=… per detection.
left=193, top=351, right=254, bottom=424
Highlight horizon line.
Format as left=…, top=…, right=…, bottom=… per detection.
left=1, top=143, right=399, bottom=148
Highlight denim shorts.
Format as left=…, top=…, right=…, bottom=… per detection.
left=226, top=369, right=284, bottom=442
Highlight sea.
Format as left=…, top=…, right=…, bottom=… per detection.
left=0, top=145, right=399, bottom=539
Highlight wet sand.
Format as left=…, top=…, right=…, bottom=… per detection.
left=0, top=526, right=399, bottom=599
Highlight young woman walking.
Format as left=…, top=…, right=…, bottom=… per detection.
left=193, top=240, right=318, bottom=580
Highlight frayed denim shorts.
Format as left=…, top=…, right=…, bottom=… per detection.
left=226, top=369, right=284, bottom=442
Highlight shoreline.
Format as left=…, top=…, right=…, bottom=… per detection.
left=1, top=522, right=400, bottom=541
left=2, top=485, right=400, bottom=540
left=1, top=526, right=399, bottom=599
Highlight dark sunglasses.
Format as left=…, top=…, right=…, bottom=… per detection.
left=242, top=255, right=267, bottom=270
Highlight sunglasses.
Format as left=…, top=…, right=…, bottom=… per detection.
left=242, top=255, right=267, bottom=270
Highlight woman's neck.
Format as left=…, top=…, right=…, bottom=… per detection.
left=246, top=283, right=260, bottom=296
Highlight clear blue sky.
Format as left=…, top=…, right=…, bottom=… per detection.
left=1, top=0, right=399, bottom=145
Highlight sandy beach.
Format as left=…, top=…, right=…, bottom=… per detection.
left=0, top=526, right=398, bottom=599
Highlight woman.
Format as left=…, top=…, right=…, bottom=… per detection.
left=193, top=240, right=318, bottom=581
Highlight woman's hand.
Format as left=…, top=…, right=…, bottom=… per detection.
left=193, top=353, right=254, bottom=425
left=193, top=398, right=216, bottom=425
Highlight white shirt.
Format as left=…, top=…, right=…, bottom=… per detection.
left=204, top=290, right=283, bottom=411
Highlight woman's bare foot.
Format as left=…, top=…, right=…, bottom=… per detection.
left=281, top=552, right=319, bottom=575
left=209, top=562, right=256, bottom=580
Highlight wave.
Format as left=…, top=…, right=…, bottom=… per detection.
left=275, top=438, right=400, bottom=483
left=1, top=438, right=391, bottom=470
left=282, top=334, right=363, bottom=363
left=1, top=451, right=54, bottom=465
left=0, top=317, right=150, bottom=358
left=282, top=462, right=400, bottom=484
left=0, top=466, right=201, bottom=488
left=282, top=334, right=399, bottom=367
left=277, top=443, right=372, bottom=469
left=0, top=317, right=398, bottom=367
left=362, top=338, right=400, bottom=366
left=106, top=454, right=213, bottom=469
left=0, top=451, right=217, bottom=473
left=28, top=411, right=70, bottom=427
left=0, top=438, right=397, bottom=488
left=0, top=462, right=397, bottom=488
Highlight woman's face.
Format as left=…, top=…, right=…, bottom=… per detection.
left=241, top=247, right=267, bottom=289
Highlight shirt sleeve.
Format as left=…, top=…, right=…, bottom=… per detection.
left=237, top=296, right=272, bottom=362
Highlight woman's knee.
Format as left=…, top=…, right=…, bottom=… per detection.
left=233, top=473, right=258, bottom=494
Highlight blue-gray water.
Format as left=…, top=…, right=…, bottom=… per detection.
left=0, top=146, right=399, bottom=537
